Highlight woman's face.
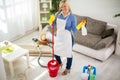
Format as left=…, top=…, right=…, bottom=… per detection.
left=61, top=3, right=70, bottom=14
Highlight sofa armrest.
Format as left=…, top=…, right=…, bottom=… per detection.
left=94, top=36, right=114, bottom=50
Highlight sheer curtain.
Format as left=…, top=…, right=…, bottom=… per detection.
left=0, top=0, right=40, bottom=41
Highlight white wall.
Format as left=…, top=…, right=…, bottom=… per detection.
left=69, top=0, right=120, bottom=26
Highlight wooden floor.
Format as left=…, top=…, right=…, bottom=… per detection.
left=5, top=31, right=120, bottom=80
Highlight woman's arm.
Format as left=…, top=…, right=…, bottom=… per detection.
left=71, top=15, right=78, bottom=33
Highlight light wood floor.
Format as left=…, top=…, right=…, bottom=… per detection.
left=5, top=31, right=120, bottom=80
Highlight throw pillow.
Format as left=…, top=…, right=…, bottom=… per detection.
left=86, top=17, right=106, bottom=35
left=101, top=28, right=114, bottom=39
left=94, top=36, right=114, bottom=50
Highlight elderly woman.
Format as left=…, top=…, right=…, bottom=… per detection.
left=53, top=0, right=77, bottom=75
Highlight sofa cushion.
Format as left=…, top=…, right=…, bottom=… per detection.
left=74, top=14, right=87, bottom=25
left=86, top=17, right=106, bottom=35
left=101, top=28, right=114, bottom=39
left=73, top=43, right=115, bottom=61
left=74, top=31, right=101, bottom=48
left=94, top=36, right=114, bottom=50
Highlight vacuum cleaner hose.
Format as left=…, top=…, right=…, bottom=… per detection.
left=32, top=38, right=47, bottom=68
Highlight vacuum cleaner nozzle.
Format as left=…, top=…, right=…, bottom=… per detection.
left=32, top=38, right=40, bottom=46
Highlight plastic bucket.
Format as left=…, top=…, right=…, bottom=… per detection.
left=47, top=60, right=59, bottom=77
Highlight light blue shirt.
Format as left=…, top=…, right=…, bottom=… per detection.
left=54, top=12, right=78, bottom=33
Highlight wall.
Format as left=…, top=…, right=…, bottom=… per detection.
left=69, top=0, right=120, bottom=26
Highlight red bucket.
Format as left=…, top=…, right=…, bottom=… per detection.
left=47, top=60, right=60, bottom=77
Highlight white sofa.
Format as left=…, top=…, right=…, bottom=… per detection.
left=73, top=22, right=117, bottom=61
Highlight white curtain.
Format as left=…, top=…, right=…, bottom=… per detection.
left=0, top=0, right=40, bottom=42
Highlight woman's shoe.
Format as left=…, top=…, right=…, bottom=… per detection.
left=61, top=69, right=70, bottom=75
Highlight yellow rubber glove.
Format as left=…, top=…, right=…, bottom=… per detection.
left=49, top=14, right=55, bottom=25
left=76, top=20, right=86, bottom=30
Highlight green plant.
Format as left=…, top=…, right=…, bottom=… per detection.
left=114, top=13, right=120, bottom=17
left=49, top=0, right=61, bottom=14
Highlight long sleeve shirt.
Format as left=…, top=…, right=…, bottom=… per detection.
left=54, top=12, right=78, bottom=33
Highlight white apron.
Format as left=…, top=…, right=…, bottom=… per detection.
left=54, top=18, right=72, bottom=57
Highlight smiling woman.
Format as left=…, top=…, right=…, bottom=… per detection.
left=0, top=0, right=40, bottom=42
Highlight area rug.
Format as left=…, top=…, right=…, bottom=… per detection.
left=17, top=43, right=52, bottom=57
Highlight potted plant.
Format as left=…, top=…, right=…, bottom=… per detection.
left=114, top=13, right=120, bottom=17
left=49, top=0, right=61, bottom=14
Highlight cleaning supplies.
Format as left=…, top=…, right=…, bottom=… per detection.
left=81, top=25, right=87, bottom=36
left=76, top=20, right=86, bottom=30
left=76, top=20, right=87, bottom=36
left=81, top=65, right=96, bottom=80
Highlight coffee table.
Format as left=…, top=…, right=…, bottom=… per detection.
left=0, top=41, right=29, bottom=77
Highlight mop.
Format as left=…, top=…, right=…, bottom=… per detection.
left=47, top=14, right=60, bottom=77
left=32, top=14, right=60, bottom=77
